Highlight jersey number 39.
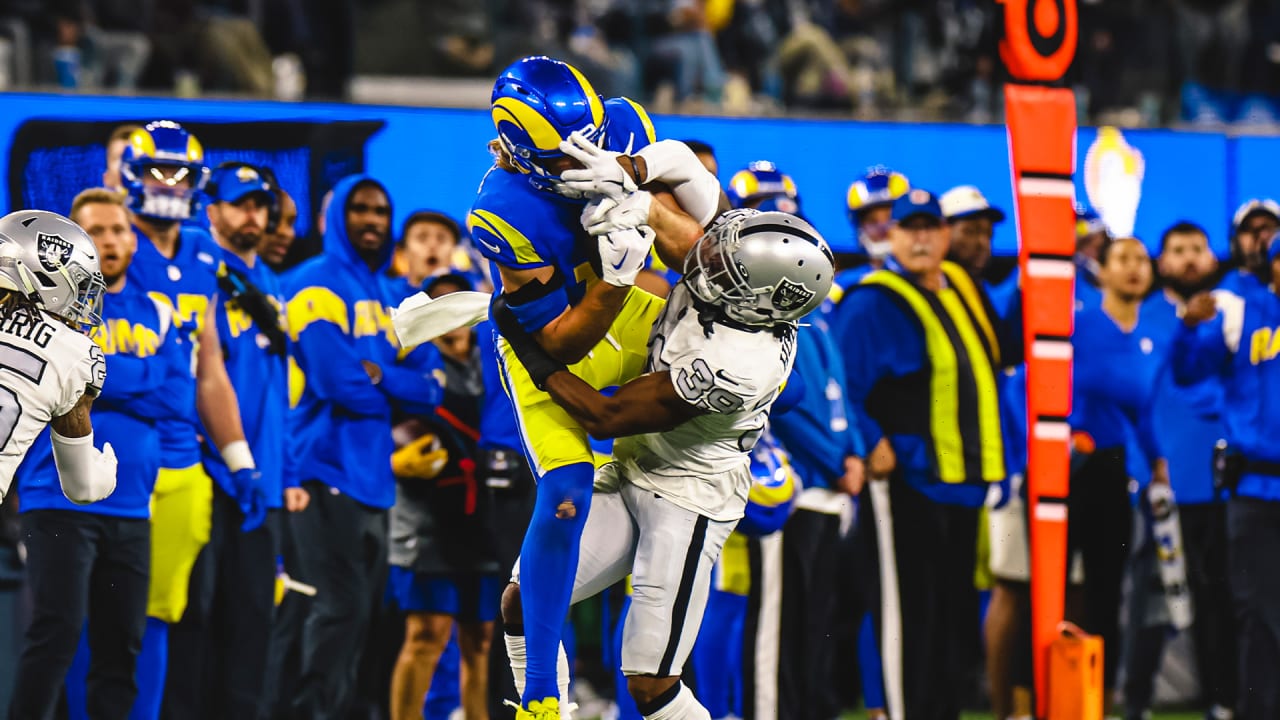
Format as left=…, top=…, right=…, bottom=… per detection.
left=676, top=358, right=744, bottom=413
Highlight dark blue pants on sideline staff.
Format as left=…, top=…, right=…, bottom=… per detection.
left=9, top=510, right=149, bottom=720
left=1228, top=496, right=1280, bottom=720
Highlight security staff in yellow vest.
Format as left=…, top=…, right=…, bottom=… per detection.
left=832, top=188, right=1017, bottom=720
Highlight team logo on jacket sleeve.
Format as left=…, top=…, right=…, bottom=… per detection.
left=36, top=232, right=72, bottom=272
left=771, top=278, right=814, bottom=312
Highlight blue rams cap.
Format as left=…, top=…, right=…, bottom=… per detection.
left=209, top=164, right=273, bottom=204
left=891, top=188, right=944, bottom=224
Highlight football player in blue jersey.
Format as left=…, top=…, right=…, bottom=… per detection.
left=116, top=120, right=255, bottom=716
left=830, top=167, right=912, bottom=298
left=471, top=55, right=724, bottom=718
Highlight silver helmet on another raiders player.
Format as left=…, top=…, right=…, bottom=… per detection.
left=0, top=210, right=106, bottom=332
left=684, top=208, right=834, bottom=326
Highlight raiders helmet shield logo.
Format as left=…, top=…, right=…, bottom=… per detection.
left=771, top=278, right=815, bottom=312
left=36, top=232, right=73, bottom=272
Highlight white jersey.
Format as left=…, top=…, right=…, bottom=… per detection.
left=610, top=283, right=797, bottom=521
left=0, top=306, right=105, bottom=499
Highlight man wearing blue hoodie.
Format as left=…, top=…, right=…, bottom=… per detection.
left=285, top=175, right=445, bottom=720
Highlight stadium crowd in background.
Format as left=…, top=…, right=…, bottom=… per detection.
left=4, top=0, right=1280, bottom=126
left=2, top=48, right=1280, bottom=720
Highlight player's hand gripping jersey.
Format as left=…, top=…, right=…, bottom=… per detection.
left=611, top=282, right=797, bottom=521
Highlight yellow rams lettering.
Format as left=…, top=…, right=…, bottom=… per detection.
left=1249, top=326, right=1280, bottom=365
left=93, top=318, right=161, bottom=357
left=226, top=305, right=254, bottom=338
left=353, top=299, right=396, bottom=345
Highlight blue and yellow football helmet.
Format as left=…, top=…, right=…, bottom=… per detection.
left=846, top=166, right=910, bottom=228
left=490, top=56, right=607, bottom=193
left=119, top=120, right=210, bottom=222
left=736, top=433, right=800, bottom=538
left=726, top=160, right=800, bottom=210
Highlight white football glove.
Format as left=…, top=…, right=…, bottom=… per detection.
left=557, top=130, right=638, bottom=202
left=581, top=190, right=653, bottom=237
left=598, top=226, right=655, bottom=287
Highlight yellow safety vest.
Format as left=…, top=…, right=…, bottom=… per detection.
left=860, top=261, right=1006, bottom=484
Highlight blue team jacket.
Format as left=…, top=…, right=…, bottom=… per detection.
left=285, top=175, right=444, bottom=509
left=769, top=317, right=865, bottom=490
left=202, top=249, right=296, bottom=508
left=127, top=224, right=222, bottom=470
left=18, top=282, right=185, bottom=517
left=1142, top=292, right=1226, bottom=504
left=1070, top=305, right=1164, bottom=466
left=1172, top=287, right=1280, bottom=502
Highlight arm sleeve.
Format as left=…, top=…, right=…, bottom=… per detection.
left=53, top=344, right=105, bottom=418
left=1170, top=319, right=1230, bottom=386
left=286, top=284, right=389, bottom=418
left=380, top=343, right=445, bottom=415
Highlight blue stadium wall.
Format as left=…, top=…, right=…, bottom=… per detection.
left=0, top=92, right=1272, bottom=257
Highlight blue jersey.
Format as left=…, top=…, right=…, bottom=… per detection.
left=17, top=281, right=185, bottom=517
left=1171, top=288, right=1280, bottom=501
left=769, top=316, right=864, bottom=489
left=467, top=98, right=656, bottom=319
left=477, top=321, right=521, bottom=452
left=1141, top=292, right=1225, bottom=503
left=203, top=250, right=294, bottom=508
left=286, top=175, right=445, bottom=509
left=1070, top=305, right=1164, bottom=465
left=127, top=224, right=223, bottom=469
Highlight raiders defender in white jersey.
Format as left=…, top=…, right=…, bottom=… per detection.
left=0, top=210, right=114, bottom=503
left=494, top=209, right=833, bottom=720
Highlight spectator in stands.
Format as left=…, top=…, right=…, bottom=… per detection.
left=1125, top=221, right=1236, bottom=720
left=148, top=0, right=274, bottom=96
left=1070, top=237, right=1170, bottom=714
left=649, top=0, right=726, bottom=108
left=1173, top=0, right=1251, bottom=120
left=1174, top=239, right=1280, bottom=720
left=284, top=174, right=445, bottom=720
left=48, top=0, right=151, bottom=90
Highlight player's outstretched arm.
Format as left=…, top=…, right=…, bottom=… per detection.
left=542, top=370, right=704, bottom=440
left=50, top=392, right=116, bottom=504
left=493, top=294, right=704, bottom=438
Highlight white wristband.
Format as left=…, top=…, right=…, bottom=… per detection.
left=221, top=440, right=256, bottom=472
